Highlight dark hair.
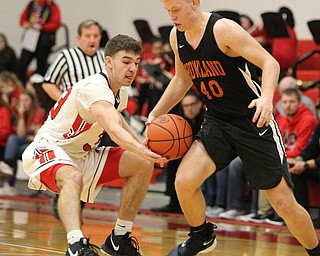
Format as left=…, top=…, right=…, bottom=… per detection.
left=279, top=6, right=295, bottom=28
left=77, top=19, right=102, bottom=36
left=281, top=88, right=301, bottom=101
left=184, top=90, right=202, bottom=102
left=0, top=33, right=8, bottom=46
left=151, top=36, right=164, bottom=45
left=104, top=34, right=142, bottom=57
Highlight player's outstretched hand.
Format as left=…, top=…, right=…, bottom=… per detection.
left=248, top=96, right=273, bottom=128
left=138, top=143, right=168, bottom=167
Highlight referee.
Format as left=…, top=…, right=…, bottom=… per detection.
left=42, top=19, right=105, bottom=101
left=41, top=19, right=105, bottom=221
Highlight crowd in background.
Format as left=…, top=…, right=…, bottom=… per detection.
left=0, top=0, right=319, bottom=230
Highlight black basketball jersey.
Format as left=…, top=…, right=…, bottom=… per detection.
left=177, top=13, right=261, bottom=120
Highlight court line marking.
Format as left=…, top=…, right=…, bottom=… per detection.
left=0, top=241, right=64, bottom=254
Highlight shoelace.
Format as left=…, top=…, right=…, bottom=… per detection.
left=127, top=235, right=141, bottom=253
left=186, top=223, right=218, bottom=247
left=80, top=238, right=100, bottom=255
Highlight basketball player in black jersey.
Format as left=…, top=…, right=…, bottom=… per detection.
left=147, top=1, right=320, bottom=255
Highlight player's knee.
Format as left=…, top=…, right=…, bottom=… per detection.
left=134, top=158, right=153, bottom=176
left=140, top=160, right=154, bottom=175
left=175, top=174, right=192, bottom=193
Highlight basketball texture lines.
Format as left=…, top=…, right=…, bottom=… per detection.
left=147, top=114, right=193, bottom=160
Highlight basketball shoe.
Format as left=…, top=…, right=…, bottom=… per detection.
left=167, top=222, right=217, bottom=256
left=66, top=237, right=99, bottom=256
left=101, top=230, right=141, bottom=255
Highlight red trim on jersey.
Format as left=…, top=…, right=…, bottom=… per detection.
left=40, top=164, right=72, bottom=193
left=97, top=147, right=125, bottom=185
left=63, top=114, right=93, bottom=139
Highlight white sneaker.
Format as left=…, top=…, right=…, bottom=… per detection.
left=237, top=212, right=256, bottom=222
left=0, top=183, right=18, bottom=196
left=218, top=209, right=246, bottom=220
left=206, top=206, right=225, bottom=218
left=0, top=161, right=14, bottom=177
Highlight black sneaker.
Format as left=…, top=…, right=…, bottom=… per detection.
left=248, top=213, right=274, bottom=224
left=167, top=222, right=217, bottom=256
left=66, top=237, right=99, bottom=256
left=265, top=215, right=284, bottom=226
left=101, top=230, right=141, bottom=256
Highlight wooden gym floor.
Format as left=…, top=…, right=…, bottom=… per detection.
left=0, top=181, right=319, bottom=256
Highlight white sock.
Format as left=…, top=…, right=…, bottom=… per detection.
left=67, top=230, right=83, bottom=245
left=114, top=218, right=133, bottom=235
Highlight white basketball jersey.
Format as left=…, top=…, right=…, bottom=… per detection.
left=36, top=70, right=128, bottom=159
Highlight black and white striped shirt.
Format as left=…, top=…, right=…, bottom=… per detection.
left=44, top=47, right=105, bottom=92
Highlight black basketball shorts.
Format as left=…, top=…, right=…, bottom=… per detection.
left=196, top=113, right=293, bottom=190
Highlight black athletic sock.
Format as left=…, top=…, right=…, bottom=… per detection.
left=190, top=221, right=207, bottom=237
left=306, top=242, right=320, bottom=256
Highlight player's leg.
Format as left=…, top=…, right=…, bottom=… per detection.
left=176, top=139, right=216, bottom=225
left=36, top=163, right=99, bottom=256
left=101, top=149, right=153, bottom=256
left=53, top=165, right=99, bottom=256
left=167, top=139, right=218, bottom=256
left=264, top=178, right=320, bottom=255
left=117, top=151, right=153, bottom=220
left=54, top=165, right=83, bottom=232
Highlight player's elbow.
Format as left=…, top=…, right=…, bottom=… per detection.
left=268, top=57, right=280, bottom=73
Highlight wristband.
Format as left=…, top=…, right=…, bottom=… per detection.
left=304, top=161, right=309, bottom=170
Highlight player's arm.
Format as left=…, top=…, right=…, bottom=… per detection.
left=148, top=28, right=193, bottom=122
left=42, top=82, right=62, bottom=101
left=91, top=100, right=166, bottom=164
left=214, top=18, right=280, bottom=128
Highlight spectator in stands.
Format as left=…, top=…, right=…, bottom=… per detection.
left=135, top=37, right=174, bottom=116
left=278, top=88, right=318, bottom=160
left=274, top=76, right=317, bottom=119
left=289, top=121, right=320, bottom=228
left=0, top=33, right=17, bottom=74
left=240, top=14, right=269, bottom=51
left=0, top=90, right=45, bottom=195
left=17, top=0, right=61, bottom=85
left=151, top=91, right=204, bottom=213
left=271, top=7, right=297, bottom=78
left=0, top=71, right=23, bottom=115
left=0, top=97, right=15, bottom=161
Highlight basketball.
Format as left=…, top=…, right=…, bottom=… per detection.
left=147, top=114, right=193, bottom=160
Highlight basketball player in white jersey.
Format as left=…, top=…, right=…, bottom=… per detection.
left=22, top=34, right=167, bottom=256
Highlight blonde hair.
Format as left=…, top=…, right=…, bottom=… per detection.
left=0, top=71, right=23, bottom=88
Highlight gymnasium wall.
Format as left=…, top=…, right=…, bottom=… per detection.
left=0, top=0, right=319, bottom=56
